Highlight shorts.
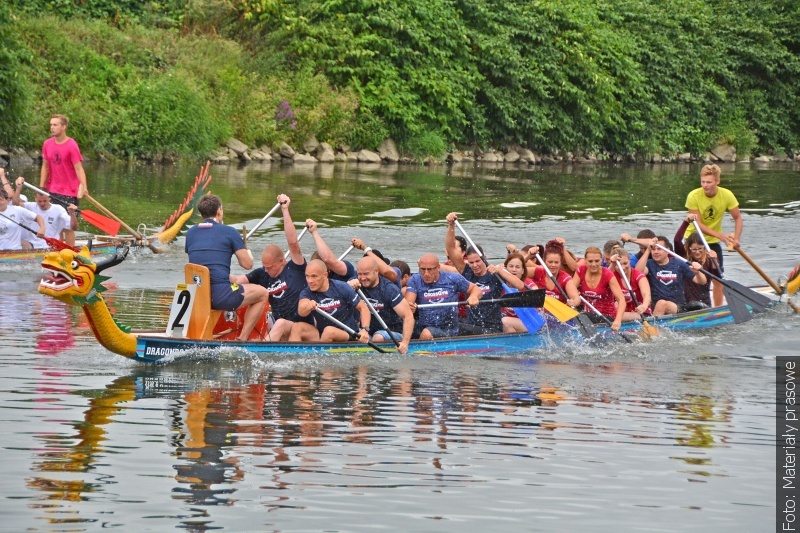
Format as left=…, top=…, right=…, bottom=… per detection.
left=413, top=324, right=457, bottom=338
left=211, top=282, right=245, bottom=311
left=372, top=329, right=402, bottom=341
left=458, top=322, right=503, bottom=336
left=709, top=242, right=724, bottom=272
left=48, top=192, right=79, bottom=208
left=683, top=301, right=709, bottom=312
left=272, top=309, right=314, bottom=325
left=314, top=315, right=358, bottom=335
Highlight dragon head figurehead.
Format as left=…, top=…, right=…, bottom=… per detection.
left=39, top=246, right=129, bottom=306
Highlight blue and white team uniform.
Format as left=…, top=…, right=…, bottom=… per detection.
left=645, top=257, right=697, bottom=309
left=406, top=270, right=471, bottom=337
left=299, top=279, right=361, bottom=334
left=360, top=276, right=405, bottom=336
left=185, top=219, right=246, bottom=311
left=246, top=259, right=311, bottom=323
left=461, top=268, right=503, bottom=333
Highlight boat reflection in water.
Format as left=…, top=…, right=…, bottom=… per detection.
left=22, top=358, right=739, bottom=529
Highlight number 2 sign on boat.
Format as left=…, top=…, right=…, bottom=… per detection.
left=167, top=283, right=197, bottom=337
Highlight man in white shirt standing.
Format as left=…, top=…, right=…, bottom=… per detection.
left=10, top=176, right=77, bottom=247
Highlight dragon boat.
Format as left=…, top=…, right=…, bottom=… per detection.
left=1, top=162, right=212, bottom=264
left=0, top=242, right=118, bottom=264
left=37, top=245, right=787, bottom=364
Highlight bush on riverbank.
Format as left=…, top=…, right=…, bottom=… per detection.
left=2, top=0, right=799, bottom=160
left=6, top=11, right=360, bottom=159
left=234, top=0, right=800, bottom=157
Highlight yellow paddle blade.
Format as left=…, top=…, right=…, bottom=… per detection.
left=642, top=320, right=658, bottom=337
left=543, top=296, right=579, bottom=322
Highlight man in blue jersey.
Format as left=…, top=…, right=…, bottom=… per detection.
left=350, top=255, right=415, bottom=354
left=231, top=194, right=310, bottom=341
left=635, top=236, right=706, bottom=316
left=444, top=213, right=505, bottom=335
left=290, top=259, right=372, bottom=343
left=404, top=253, right=482, bottom=339
left=185, top=194, right=268, bottom=341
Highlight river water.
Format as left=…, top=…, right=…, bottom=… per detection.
left=1, top=160, right=798, bottom=531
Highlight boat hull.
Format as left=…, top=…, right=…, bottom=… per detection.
left=0, top=243, right=118, bottom=264
left=130, top=303, right=762, bottom=363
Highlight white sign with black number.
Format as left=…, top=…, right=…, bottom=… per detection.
left=166, top=283, right=196, bottom=337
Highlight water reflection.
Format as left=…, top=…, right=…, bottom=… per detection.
left=20, top=359, right=752, bottom=529
left=35, top=301, right=76, bottom=355
left=27, top=375, right=136, bottom=523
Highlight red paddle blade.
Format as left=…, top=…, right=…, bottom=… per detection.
left=45, top=236, right=79, bottom=252
left=81, top=209, right=121, bottom=236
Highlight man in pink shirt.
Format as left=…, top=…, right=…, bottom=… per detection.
left=40, top=114, right=88, bottom=206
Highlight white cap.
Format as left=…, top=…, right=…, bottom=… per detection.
left=19, top=194, right=28, bottom=203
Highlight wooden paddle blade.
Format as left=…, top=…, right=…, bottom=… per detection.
left=543, top=296, right=580, bottom=322
left=724, top=286, right=753, bottom=324
left=720, top=279, right=772, bottom=312
left=80, top=209, right=121, bottom=236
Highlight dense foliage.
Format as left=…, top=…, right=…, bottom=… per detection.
left=0, top=4, right=32, bottom=147
left=2, top=0, right=798, bottom=159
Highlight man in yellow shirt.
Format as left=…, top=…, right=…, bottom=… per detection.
left=683, top=164, right=742, bottom=306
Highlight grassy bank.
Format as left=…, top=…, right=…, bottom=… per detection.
left=2, top=0, right=799, bottom=160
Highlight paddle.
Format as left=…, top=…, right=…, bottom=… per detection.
left=692, top=219, right=772, bottom=314
left=614, top=259, right=658, bottom=338
left=532, top=252, right=582, bottom=324
left=532, top=250, right=591, bottom=337
left=313, top=308, right=391, bottom=354
left=356, top=288, right=401, bottom=348
left=578, top=295, right=634, bottom=343
left=283, top=226, right=308, bottom=259
left=501, top=281, right=546, bottom=333
left=654, top=243, right=772, bottom=322
left=417, top=289, right=545, bottom=309
left=338, top=245, right=354, bottom=261
left=452, top=219, right=545, bottom=334
left=246, top=202, right=281, bottom=240
left=691, top=219, right=725, bottom=276
left=83, top=194, right=164, bottom=254
left=691, top=219, right=744, bottom=310
left=731, top=244, right=783, bottom=295
left=22, top=182, right=121, bottom=236
left=0, top=211, right=78, bottom=252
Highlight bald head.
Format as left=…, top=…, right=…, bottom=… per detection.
left=417, top=253, right=441, bottom=283
left=305, top=259, right=329, bottom=291
left=262, top=244, right=283, bottom=261
left=307, top=258, right=327, bottom=274
left=419, top=253, right=439, bottom=266
left=358, top=256, right=378, bottom=271
left=260, top=244, right=287, bottom=277
left=357, top=256, right=379, bottom=288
